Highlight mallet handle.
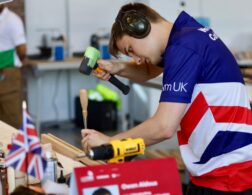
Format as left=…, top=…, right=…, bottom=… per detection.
left=80, top=89, right=88, bottom=129
left=108, top=75, right=130, bottom=95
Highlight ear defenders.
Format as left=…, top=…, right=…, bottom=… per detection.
left=116, top=10, right=151, bottom=39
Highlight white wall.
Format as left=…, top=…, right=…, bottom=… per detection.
left=25, top=0, right=252, bottom=54
left=150, top=0, right=252, bottom=49
left=25, top=0, right=68, bottom=54
left=67, top=0, right=124, bottom=54
left=25, top=0, right=148, bottom=55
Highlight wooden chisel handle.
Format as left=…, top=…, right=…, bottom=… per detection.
left=80, top=89, right=88, bottom=128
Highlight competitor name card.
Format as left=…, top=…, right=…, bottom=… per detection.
left=70, top=157, right=182, bottom=195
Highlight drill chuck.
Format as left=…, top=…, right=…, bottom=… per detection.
left=88, top=144, right=114, bottom=160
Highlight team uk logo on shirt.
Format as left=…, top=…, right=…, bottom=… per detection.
left=162, top=82, right=188, bottom=93
left=198, top=27, right=219, bottom=41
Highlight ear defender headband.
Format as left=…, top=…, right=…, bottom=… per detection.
left=116, top=10, right=151, bottom=39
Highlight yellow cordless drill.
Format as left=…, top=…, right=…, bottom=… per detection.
left=80, top=138, right=145, bottom=163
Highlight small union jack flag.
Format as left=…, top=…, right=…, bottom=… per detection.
left=5, top=101, right=47, bottom=180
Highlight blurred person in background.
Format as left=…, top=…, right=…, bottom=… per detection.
left=0, top=2, right=26, bottom=128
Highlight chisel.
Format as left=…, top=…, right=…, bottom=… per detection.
left=80, top=89, right=88, bottom=129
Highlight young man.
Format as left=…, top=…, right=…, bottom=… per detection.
left=81, top=3, right=252, bottom=194
left=0, top=3, right=26, bottom=129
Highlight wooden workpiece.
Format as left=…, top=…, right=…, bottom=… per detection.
left=41, top=133, right=104, bottom=166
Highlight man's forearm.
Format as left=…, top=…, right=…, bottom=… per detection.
left=111, top=117, right=172, bottom=146
left=115, top=60, right=162, bottom=83
left=111, top=102, right=186, bottom=146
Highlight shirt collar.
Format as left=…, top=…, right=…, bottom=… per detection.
left=0, top=7, right=9, bottom=22
left=159, top=11, right=192, bottom=67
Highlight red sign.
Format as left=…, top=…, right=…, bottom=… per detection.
left=70, top=157, right=182, bottom=195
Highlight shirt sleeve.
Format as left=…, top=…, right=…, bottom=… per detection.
left=160, top=45, right=203, bottom=103
left=10, top=15, right=26, bottom=46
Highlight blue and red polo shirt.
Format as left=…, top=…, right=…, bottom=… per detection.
left=160, top=11, right=252, bottom=192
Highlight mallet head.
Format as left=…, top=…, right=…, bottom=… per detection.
left=79, top=46, right=100, bottom=75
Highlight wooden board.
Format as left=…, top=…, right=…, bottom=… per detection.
left=41, top=134, right=104, bottom=166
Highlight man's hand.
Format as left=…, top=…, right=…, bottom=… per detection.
left=92, top=59, right=124, bottom=80
left=81, top=129, right=111, bottom=153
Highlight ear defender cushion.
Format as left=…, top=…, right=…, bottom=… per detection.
left=121, top=11, right=151, bottom=39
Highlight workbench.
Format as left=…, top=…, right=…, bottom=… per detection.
left=0, top=120, right=84, bottom=185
